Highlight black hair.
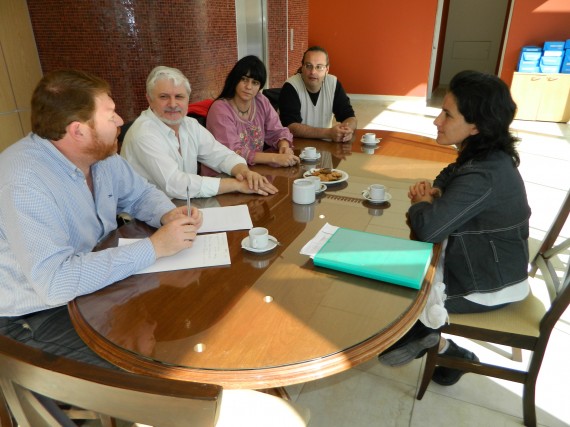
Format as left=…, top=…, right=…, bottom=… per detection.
left=450, top=70, right=520, bottom=166
left=217, top=55, right=267, bottom=99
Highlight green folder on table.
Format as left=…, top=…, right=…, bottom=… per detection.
left=313, top=228, right=433, bottom=290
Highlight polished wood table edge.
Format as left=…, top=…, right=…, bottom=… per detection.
left=68, top=245, right=438, bottom=389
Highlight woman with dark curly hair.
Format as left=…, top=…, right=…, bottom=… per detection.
left=205, top=55, right=299, bottom=175
left=379, top=70, right=531, bottom=386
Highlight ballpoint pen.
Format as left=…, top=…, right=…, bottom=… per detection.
left=186, top=186, right=191, bottom=217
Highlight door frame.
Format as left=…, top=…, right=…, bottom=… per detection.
left=427, top=0, right=515, bottom=100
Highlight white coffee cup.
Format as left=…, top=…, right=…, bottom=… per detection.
left=292, top=179, right=316, bottom=204
left=303, top=146, right=317, bottom=158
left=305, top=175, right=322, bottom=192
left=362, top=133, right=376, bottom=143
left=249, top=227, right=269, bottom=249
left=368, top=184, right=386, bottom=201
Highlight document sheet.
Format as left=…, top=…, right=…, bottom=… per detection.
left=199, top=205, right=253, bottom=233
left=119, top=232, right=231, bottom=274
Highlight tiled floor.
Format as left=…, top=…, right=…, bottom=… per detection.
left=285, top=92, right=570, bottom=427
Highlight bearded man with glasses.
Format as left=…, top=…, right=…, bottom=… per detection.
left=279, top=46, right=357, bottom=143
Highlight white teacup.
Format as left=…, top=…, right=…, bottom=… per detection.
left=362, top=133, right=376, bottom=143
left=249, top=227, right=269, bottom=249
left=292, top=179, right=316, bottom=205
left=303, top=147, right=317, bottom=159
left=367, top=184, right=386, bottom=201
left=305, top=175, right=322, bottom=192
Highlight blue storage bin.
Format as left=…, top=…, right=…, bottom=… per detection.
left=565, top=39, right=570, bottom=50
left=518, top=58, right=540, bottom=72
left=561, top=54, right=570, bottom=74
left=544, top=41, right=565, bottom=50
left=540, top=64, right=561, bottom=74
left=543, top=50, right=564, bottom=57
left=541, top=56, right=563, bottom=66
left=520, top=45, right=542, bottom=61
left=522, top=51, right=541, bottom=61
left=544, top=41, right=565, bottom=57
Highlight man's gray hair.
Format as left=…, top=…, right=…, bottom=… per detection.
left=146, top=66, right=191, bottom=98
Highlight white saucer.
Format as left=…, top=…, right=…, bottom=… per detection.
left=361, top=136, right=382, bottom=145
left=300, top=151, right=321, bottom=161
left=241, top=236, right=278, bottom=253
left=315, top=183, right=327, bottom=194
left=362, top=191, right=392, bottom=204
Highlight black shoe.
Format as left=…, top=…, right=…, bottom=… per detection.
left=378, top=322, right=440, bottom=367
left=432, top=339, right=479, bottom=386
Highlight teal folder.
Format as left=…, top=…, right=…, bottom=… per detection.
left=313, top=228, right=433, bottom=290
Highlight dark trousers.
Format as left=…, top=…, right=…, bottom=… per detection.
left=0, top=305, right=117, bottom=369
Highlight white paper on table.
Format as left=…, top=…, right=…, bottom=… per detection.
left=119, top=232, right=231, bottom=274
left=299, top=223, right=339, bottom=258
left=198, top=205, right=253, bottom=234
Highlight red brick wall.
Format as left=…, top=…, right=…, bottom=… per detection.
left=287, top=0, right=309, bottom=78
left=26, top=1, right=309, bottom=119
left=27, top=0, right=238, bottom=122
left=267, top=0, right=287, bottom=87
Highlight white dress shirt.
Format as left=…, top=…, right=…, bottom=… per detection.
left=121, top=108, right=247, bottom=199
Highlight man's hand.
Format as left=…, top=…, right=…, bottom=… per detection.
left=232, top=165, right=275, bottom=191
left=329, top=123, right=354, bottom=143
left=234, top=178, right=277, bottom=195
left=160, top=206, right=203, bottom=228
left=150, top=215, right=201, bottom=258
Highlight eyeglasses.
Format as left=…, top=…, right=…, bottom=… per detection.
left=303, top=63, right=328, bottom=72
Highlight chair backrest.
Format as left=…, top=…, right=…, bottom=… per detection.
left=262, top=88, right=281, bottom=111
left=0, top=335, right=222, bottom=427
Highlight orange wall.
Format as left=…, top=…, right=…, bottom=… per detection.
left=308, top=0, right=438, bottom=97
left=501, top=0, right=570, bottom=86
left=308, top=0, right=569, bottom=96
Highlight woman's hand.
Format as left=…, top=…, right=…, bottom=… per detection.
left=408, top=181, right=441, bottom=204
left=271, top=153, right=300, bottom=167
left=278, top=141, right=294, bottom=155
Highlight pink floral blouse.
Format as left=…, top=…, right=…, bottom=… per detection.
left=204, top=93, right=293, bottom=176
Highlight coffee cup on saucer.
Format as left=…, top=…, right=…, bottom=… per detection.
left=249, top=227, right=269, bottom=249
left=305, top=176, right=321, bottom=192
left=302, top=146, right=317, bottom=159
left=362, top=133, right=377, bottom=144
left=367, top=184, right=386, bottom=201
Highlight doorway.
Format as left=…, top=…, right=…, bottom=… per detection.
left=235, top=0, right=269, bottom=83
left=427, top=0, right=513, bottom=102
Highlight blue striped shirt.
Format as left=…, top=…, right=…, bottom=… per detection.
left=0, top=133, right=175, bottom=316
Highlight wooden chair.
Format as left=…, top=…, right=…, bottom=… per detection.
left=416, top=198, right=570, bottom=427
left=0, top=335, right=309, bottom=427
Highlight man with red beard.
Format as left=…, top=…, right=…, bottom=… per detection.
left=0, top=70, right=202, bottom=367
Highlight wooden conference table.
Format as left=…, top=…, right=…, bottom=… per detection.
left=69, top=129, right=457, bottom=390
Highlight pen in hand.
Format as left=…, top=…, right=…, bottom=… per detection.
left=186, top=186, right=191, bottom=217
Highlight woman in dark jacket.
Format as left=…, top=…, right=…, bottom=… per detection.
left=380, top=70, right=531, bottom=386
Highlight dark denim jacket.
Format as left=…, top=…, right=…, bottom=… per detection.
left=408, top=151, right=531, bottom=300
